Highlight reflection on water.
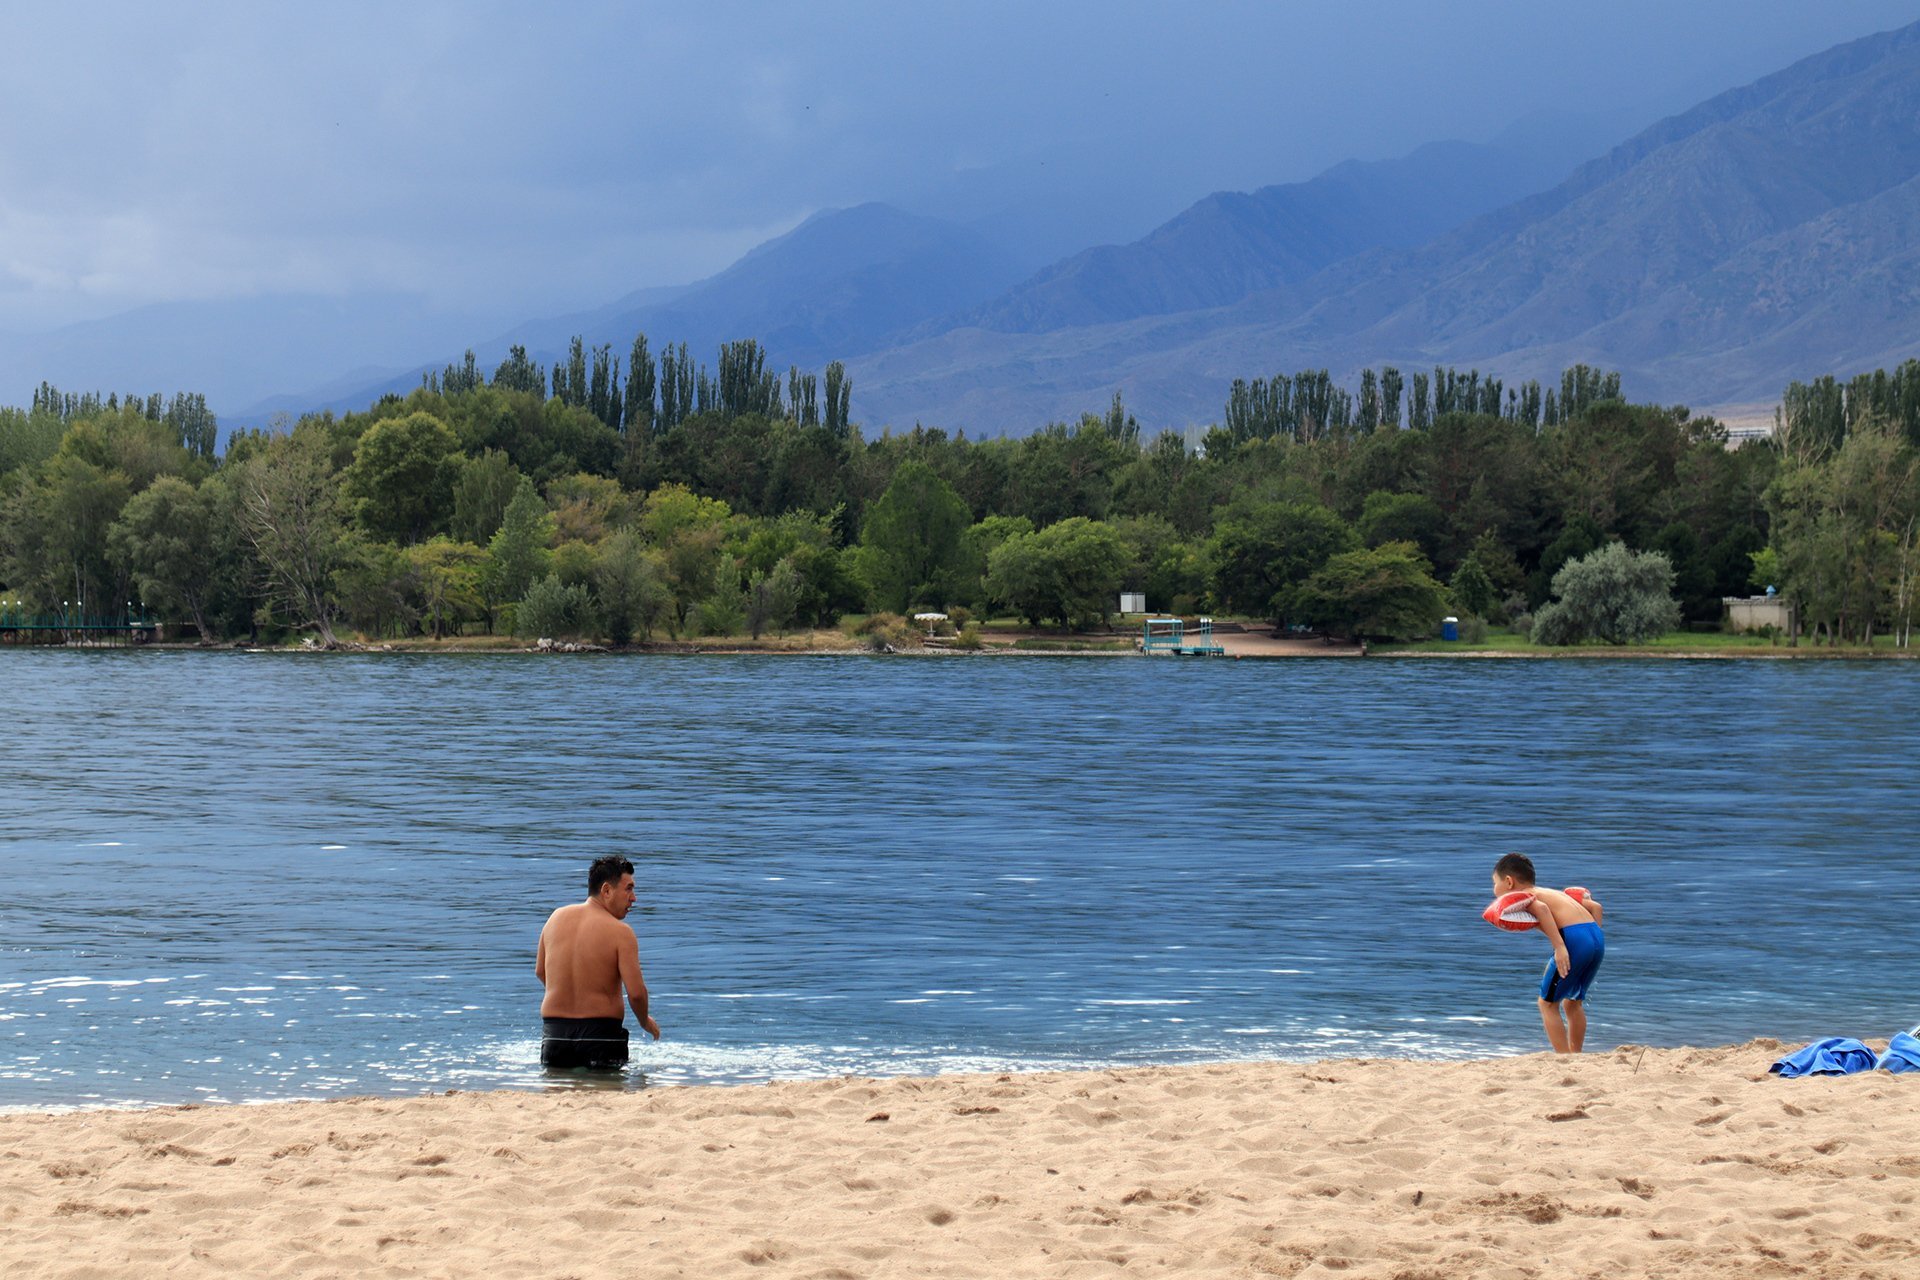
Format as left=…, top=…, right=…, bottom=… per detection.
left=3, top=651, right=1918, bottom=1110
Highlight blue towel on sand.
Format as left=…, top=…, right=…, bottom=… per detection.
left=1770, top=1037, right=1879, bottom=1077
left=1881, top=1029, right=1920, bottom=1074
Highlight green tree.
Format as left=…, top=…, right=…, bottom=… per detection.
left=1293, top=542, right=1448, bottom=640
left=985, top=517, right=1129, bottom=629
left=342, top=411, right=460, bottom=543
left=1765, top=418, right=1918, bottom=644
left=0, top=452, right=133, bottom=612
left=334, top=536, right=415, bottom=639
left=1111, top=514, right=1203, bottom=614
left=449, top=449, right=523, bottom=545
left=1530, top=543, right=1681, bottom=645
left=233, top=429, right=347, bottom=645
left=405, top=537, right=486, bottom=639
left=1204, top=500, right=1358, bottom=622
left=859, top=460, right=971, bottom=612
left=1449, top=552, right=1497, bottom=621
left=1650, top=520, right=1716, bottom=621
left=108, top=475, right=220, bottom=639
left=745, top=559, right=804, bottom=638
left=484, top=478, right=554, bottom=609
left=0, top=406, right=65, bottom=478
left=1356, top=490, right=1445, bottom=559
left=956, top=514, right=1035, bottom=609
left=592, top=531, right=675, bottom=645
left=639, top=482, right=733, bottom=544
left=693, top=575, right=747, bottom=636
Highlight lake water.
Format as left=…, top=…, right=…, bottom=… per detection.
left=3, top=651, right=1917, bottom=1110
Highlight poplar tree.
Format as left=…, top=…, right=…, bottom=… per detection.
left=624, top=333, right=655, bottom=436
left=1380, top=367, right=1403, bottom=428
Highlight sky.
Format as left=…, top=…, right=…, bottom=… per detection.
left=2, top=0, right=1916, bottom=336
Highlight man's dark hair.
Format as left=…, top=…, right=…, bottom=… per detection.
left=1493, top=853, right=1536, bottom=885
left=588, top=855, right=635, bottom=896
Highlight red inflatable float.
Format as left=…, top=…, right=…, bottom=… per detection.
left=1482, top=886, right=1589, bottom=932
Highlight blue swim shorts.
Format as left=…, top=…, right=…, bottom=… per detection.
left=1540, top=922, right=1604, bottom=1003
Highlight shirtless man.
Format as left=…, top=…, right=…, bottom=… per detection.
left=536, top=855, right=661, bottom=1069
left=1490, top=853, right=1605, bottom=1054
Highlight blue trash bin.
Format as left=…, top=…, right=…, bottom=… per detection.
left=1441, top=616, right=1459, bottom=641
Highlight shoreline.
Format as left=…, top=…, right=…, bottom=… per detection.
left=2, top=1040, right=1912, bottom=1278
left=11, top=637, right=1917, bottom=660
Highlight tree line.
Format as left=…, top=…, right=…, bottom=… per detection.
left=3, top=335, right=1916, bottom=648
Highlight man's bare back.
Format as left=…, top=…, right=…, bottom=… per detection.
left=538, top=902, right=639, bottom=1018
left=536, top=860, right=660, bottom=1043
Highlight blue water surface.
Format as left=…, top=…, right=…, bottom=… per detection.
left=2, top=651, right=1916, bottom=1109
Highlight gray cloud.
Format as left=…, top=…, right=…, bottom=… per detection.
left=1, top=0, right=1914, bottom=332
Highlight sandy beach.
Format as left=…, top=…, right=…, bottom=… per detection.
left=2, top=1040, right=1913, bottom=1279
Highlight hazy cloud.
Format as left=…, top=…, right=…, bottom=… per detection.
left=1, top=0, right=1914, bottom=331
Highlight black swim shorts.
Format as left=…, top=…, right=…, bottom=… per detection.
left=540, top=1016, right=630, bottom=1069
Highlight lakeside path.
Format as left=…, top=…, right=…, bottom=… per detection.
left=3, top=1043, right=1913, bottom=1278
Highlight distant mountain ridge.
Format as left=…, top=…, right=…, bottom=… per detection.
left=53, top=22, right=1920, bottom=436
left=237, top=135, right=1583, bottom=423
left=950, top=139, right=1583, bottom=336
left=845, top=19, right=1920, bottom=430
left=228, top=202, right=1030, bottom=421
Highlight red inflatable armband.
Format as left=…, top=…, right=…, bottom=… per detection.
left=1482, top=890, right=1539, bottom=932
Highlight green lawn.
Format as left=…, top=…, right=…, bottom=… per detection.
left=1374, top=626, right=1908, bottom=655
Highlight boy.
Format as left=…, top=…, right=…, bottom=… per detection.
left=1491, top=853, right=1604, bottom=1054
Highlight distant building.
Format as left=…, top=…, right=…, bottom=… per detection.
left=1725, top=595, right=1793, bottom=633
left=1724, top=421, right=1776, bottom=447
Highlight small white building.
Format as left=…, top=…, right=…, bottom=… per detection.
left=1724, top=595, right=1793, bottom=633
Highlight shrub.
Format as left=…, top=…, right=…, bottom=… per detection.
left=946, top=605, right=972, bottom=629
left=954, top=622, right=984, bottom=650
left=694, top=580, right=747, bottom=636
left=1529, top=542, right=1681, bottom=645
left=861, top=618, right=919, bottom=652
left=515, top=574, right=596, bottom=640
left=1459, top=615, right=1489, bottom=644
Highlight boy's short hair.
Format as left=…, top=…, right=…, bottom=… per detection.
left=588, top=854, right=635, bottom=895
left=1493, top=853, right=1536, bottom=885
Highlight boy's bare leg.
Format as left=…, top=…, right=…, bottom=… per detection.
left=1538, top=998, right=1571, bottom=1053
left=1564, top=1000, right=1586, bottom=1053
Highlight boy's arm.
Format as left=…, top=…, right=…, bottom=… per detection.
left=1586, top=897, right=1603, bottom=927
left=1533, top=905, right=1572, bottom=977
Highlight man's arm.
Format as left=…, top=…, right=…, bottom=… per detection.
left=1586, top=896, right=1603, bottom=927
left=1533, top=902, right=1571, bottom=977
left=535, top=927, right=547, bottom=984
left=620, top=928, right=660, bottom=1040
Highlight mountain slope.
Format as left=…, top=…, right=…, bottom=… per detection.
left=953, top=139, right=1584, bottom=335
left=848, top=20, right=1920, bottom=431
left=1, top=294, right=499, bottom=417
left=518, top=202, right=1025, bottom=367
left=234, top=203, right=1025, bottom=421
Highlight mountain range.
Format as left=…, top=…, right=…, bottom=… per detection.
left=9, top=21, right=1919, bottom=435
left=846, top=19, right=1920, bottom=430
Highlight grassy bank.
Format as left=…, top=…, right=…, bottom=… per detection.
left=1373, top=625, right=1918, bottom=658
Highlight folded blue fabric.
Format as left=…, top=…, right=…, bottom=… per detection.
left=1770, top=1037, right=1880, bottom=1077
left=1881, top=1029, right=1920, bottom=1074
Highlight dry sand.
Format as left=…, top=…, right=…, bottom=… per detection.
left=2, top=1040, right=1914, bottom=1279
